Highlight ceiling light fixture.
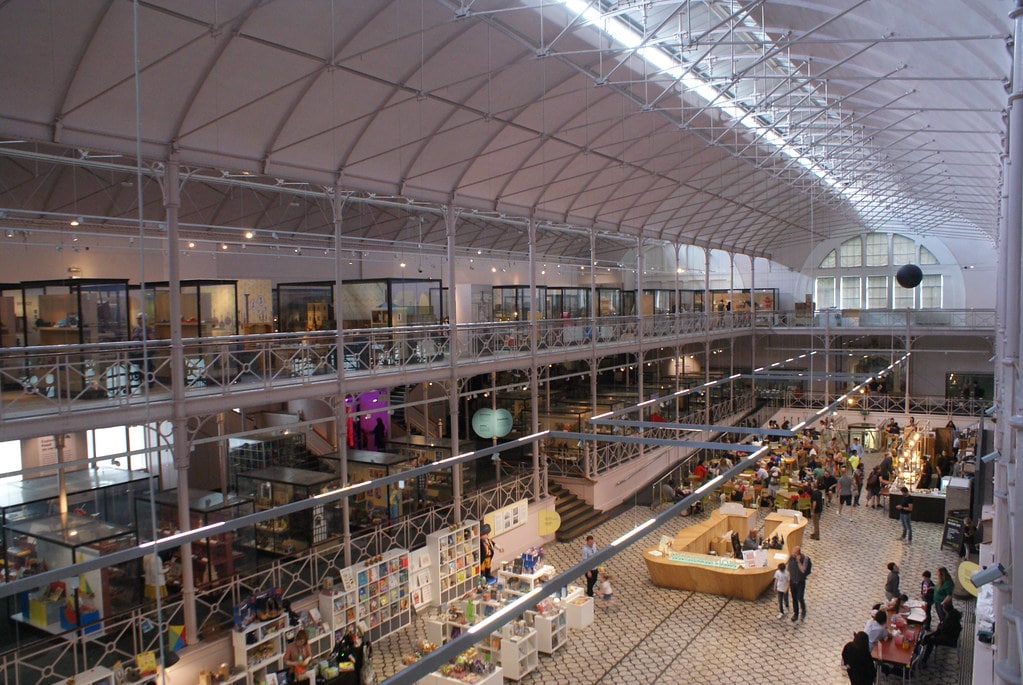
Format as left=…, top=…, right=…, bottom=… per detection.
left=69, top=217, right=81, bottom=227
left=244, top=231, right=254, bottom=239
left=187, top=241, right=195, bottom=248
left=221, top=243, right=228, bottom=250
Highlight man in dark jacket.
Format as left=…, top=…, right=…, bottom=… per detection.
left=920, top=600, right=962, bottom=666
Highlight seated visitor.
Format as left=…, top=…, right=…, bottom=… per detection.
left=742, top=531, right=759, bottom=551
left=919, top=601, right=962, bottom=667
left=864, top=609, right=889, bottom=650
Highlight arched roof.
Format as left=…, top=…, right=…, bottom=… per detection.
left=0, top=1, right=1009, bottom=269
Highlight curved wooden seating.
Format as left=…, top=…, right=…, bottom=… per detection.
left=643, top=507, right=807, bottom=601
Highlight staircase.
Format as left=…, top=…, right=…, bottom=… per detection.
left=550, top=482, right=624, bottom=543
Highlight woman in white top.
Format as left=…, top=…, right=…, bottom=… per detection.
left=774, top=562, right=790, bottom=618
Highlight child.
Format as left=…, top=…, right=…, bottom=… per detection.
left=599, top=571, right=618, bottom=609
left=774, top=562, right=790, bottom=618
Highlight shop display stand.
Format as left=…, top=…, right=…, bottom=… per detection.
left=497, top=625, right=538, bottom=681
left=409, top=547, right=433, bottom=611
left=495, top=564, right=554, bottom=598
left=426, top=520, right=480, bottom=607
left=565, top=595, right=594, bottom=629
left=351, top=548, right=412, bottom=643
left=290, top=595, right=333, bottom=663
left=528, top=609, right=567, bottom=654
left=231, top=615, right=288, bottom=685
left=319, top=584, right=357, bottom=646
left=418, top=666, right=504, bottom=685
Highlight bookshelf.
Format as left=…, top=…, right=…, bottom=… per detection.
left=231, top=615, right=288, bottom=685
left=319, top=584, right=357, bottom=648
left=529, top=608, right=567, bottom=654
left=497, top=625, right=538, bottom=680
left=426, top=520, right=480, bottom=607
left=351, top=549, right=412, bottom=643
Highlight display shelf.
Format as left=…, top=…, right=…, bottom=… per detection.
left=231, top=615, right=288, bottom=685
left=418, top=666, right=503, bottom=685
left=565, top=595, right=594, bottom=629
left=427, top=520, right=480, bottom=607
left=319, top=584, right=358, bottom=646
left=496, top=564, right=554, bottom=598
left=497, top=626, right=538, bottom=681
left=409, top=547, right=433, bottom=611
left=290, top=595, right=333, bottom=664
left=529, top=608, right=567, bottom=654
left=351, top=548, right=412, bottom=643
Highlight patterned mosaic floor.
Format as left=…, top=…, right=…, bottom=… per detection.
left=372, top=457, right=973, bottom=684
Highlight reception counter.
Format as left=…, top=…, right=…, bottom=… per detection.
left=643, top=507, right=806, bottom=600
left=886, top=488, right=946, bottom=523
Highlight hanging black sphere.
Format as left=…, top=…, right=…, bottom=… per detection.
left=895, top=264, right=923, bottom=289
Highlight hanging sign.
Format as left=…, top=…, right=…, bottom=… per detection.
left=471, top=408, right=513, bottom=439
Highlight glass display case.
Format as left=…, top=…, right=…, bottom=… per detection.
left=227, top=432, right=315, bottom=489
left=641, top=289, right=677, bottom=315
left=279, top=278, right=445, bottom=332
left=20, top=279, right=129, bottom=346
left=545, top=287, right=590, bottom=318
left=692, top=287, right=779, bottom=313
left=276, top=281, right=335, bottom=332
left=134, top=489, right=254, bottom=586
left=319, top=449, right=421, bottom=527
left=7, top=513, right=139, bottom=636
left=0, top=283, right=21, bottom=347
left=131, top=279, right=239, bottom=339
left=596, top=287, right=622, bottom=316
left=235, top=467, right=342, bottom=558
left=493, top=286, right=547, bottom=321
left=0, top=467, right=154, bottom=581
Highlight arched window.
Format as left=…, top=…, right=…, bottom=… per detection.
left=813, top=232, right=944, bottom=310
left=839, top=237, right=862, bottom=267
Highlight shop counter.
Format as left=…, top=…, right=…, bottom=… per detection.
left=886, top=488, right=946, bottom=523
left=643, top=507, right=806, bottom=600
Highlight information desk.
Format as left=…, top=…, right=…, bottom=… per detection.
left=643, top=508, right=805, bottom=600
left=886, top=487, right=946, bottom=523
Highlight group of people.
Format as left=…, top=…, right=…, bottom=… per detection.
left=841, top=563, right=962, bottom=683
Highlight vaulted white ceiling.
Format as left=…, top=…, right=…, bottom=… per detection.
left=0, top=1, right=1010, bottom=269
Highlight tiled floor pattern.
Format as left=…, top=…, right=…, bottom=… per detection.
left=373, top=458, right=973, bottom=684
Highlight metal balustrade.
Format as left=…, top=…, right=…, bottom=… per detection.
left=763, top=390, right=988, bottom=417
left=0, top=310, right=994, bottom=428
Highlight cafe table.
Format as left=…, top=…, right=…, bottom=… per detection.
left=872, top=613, right=923, bottom=683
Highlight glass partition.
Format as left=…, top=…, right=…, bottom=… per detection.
left=546, top=287, right=590, bottom=318
left=276, top=281, right=335, bottom=332
left=0, top=283, right=22, bottom=347
left=21, top=279, right=129, bottom=346
left=133, top=280, right=238, bottom=338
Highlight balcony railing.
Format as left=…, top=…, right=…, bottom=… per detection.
left=0, top=309, right=993, bottom=426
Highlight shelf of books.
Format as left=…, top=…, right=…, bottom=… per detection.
left=318, top=582, right=357, bottom=649
left=427, top=520, right=480, bottom=607
left=352, top=549, right=412, bottom=643
left=231, top=614, right=288, bottom=685
left=291, top=596, right=333, bottom=663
